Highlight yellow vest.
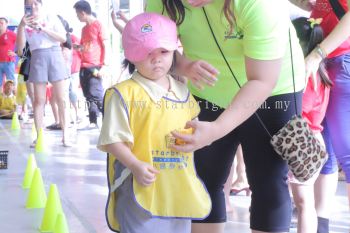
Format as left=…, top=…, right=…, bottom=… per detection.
left=0, top=94, right=16, bottom=111
left=105, top=79, right=211, bottom=232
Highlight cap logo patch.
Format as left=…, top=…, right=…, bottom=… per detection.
left=141, top=23, right=152, bottom=33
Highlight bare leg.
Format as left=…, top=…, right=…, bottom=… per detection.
left=223, top=162, right=234, bottom=213
left=314, top=132, right=339, bottom=219
left=52, top=79, right=68, bottom=144
left=49, top=88, right=59, bottom=125
left=26, top=82, right=34, bottom=107
left=231, top=145, right=250, bottom=195
left=291, top=183, right=317, bottom=233
left=191, top=223, right=225, bottom=233
left=33, top=83, right=47, bottom=138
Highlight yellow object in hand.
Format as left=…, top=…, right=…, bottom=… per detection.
left=175, top=128, right=193, bottom=145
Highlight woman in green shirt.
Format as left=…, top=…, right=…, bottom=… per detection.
left=147, top=0, right=305, bottom=232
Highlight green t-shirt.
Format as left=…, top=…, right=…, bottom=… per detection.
left=146, top=0, right=305, bottom=108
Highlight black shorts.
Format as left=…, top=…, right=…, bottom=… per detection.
left=193, top=92, right=302, bottom=232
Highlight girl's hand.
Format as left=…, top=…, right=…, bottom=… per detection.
left=305, top=49, right=323, bottom=91
left=183, top=60, right=218, bottom=90
left=170, top=120, right=218, bottom=153
left=129, top=160, right=159, bottom=187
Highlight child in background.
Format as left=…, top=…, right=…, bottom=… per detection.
left=290, top=17, right=332, bottom=233
left=0, top=80, right=16, bottom=119
left=97, top=13, right=211, bottom=233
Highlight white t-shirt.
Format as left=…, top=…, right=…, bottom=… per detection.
left=25, top=14, right=66, bottom=51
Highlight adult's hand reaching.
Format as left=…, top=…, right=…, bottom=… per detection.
left=182, top=59, right=219, bottom=90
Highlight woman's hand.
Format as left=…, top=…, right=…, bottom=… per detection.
left=129, top=160, right=159, bottom=187
left=183, top=60, right=218, bottom=90
left=305, top=49, right=323, bottom=90
left=7, top=51, right=16, bottom=57
left=21, top=15, right=39, bottom=30
left=170, top=120, right=218, bottom=153
left=111, top=10, right=129, bottom=33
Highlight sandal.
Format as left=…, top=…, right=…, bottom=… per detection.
left=62, top=140, right=72, bottom=147
left=30, top=140, right=37, bottom=148
left=46, top=123, right=62, bottom=130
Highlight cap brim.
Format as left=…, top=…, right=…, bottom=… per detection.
left=127, top=40, right=178, bottom=63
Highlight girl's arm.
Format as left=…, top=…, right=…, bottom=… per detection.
left=105, top=142, right=159, bottom=186
left=172, top=57, right=281, bottom=152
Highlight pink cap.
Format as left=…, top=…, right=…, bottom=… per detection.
left=122, top=12, right=178, bottom=62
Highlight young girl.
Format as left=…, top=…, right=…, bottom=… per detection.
left=97, top=13, right=211, bottom=233
left=290, top=17, right=333, bottom=233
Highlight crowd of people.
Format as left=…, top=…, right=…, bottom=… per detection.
left=1, top=0, right=350, bottom=232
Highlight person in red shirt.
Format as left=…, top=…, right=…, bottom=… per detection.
left=73, top=0, right=108, bottom=129
left=69, top=33, right=82, bottom=124
left=0, top=16, right=16, bottom=92
left=290, top=1, right=350, bottom=232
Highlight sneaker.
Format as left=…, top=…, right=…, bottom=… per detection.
left=78, top=122, right=98, bottom=131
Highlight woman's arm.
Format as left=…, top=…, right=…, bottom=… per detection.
left=305, top=11, right=350, bottom=80
left=172, top=57, right=281, bottom=152
left=40, top=27, right=66, bottom=43
left=111, top=10, right=129, bottom=33
left=213, top=58, right=281, bottom=137
left=289, top=0, right=315, bottom=11
left=15, top=18, right=27, bottom=55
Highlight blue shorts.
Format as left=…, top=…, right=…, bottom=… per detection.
left=0, top=62, right=15, bottom=86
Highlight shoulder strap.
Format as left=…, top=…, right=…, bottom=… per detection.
left=329, top=0, right=346, bottom=20
left=202, top=7, right=298, bottom=138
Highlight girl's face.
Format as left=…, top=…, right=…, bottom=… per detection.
left=25, top=0, right=42, bottom=17
left=75, top=10, right=86, bottom=23
left=184, top=0, right=214, bottom=7
left=4, top=82, right=14, bottom=95
left=134, top=48, right=174, bottom=81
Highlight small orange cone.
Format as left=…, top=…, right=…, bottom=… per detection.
left=40, top=184, right=63, bottom=232
left=22, top=153, right=37, bottom=189
left=26, top=168, right=47, bottom=209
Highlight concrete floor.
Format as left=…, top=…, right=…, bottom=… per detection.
left=0, top=115, right=349, bottom=233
